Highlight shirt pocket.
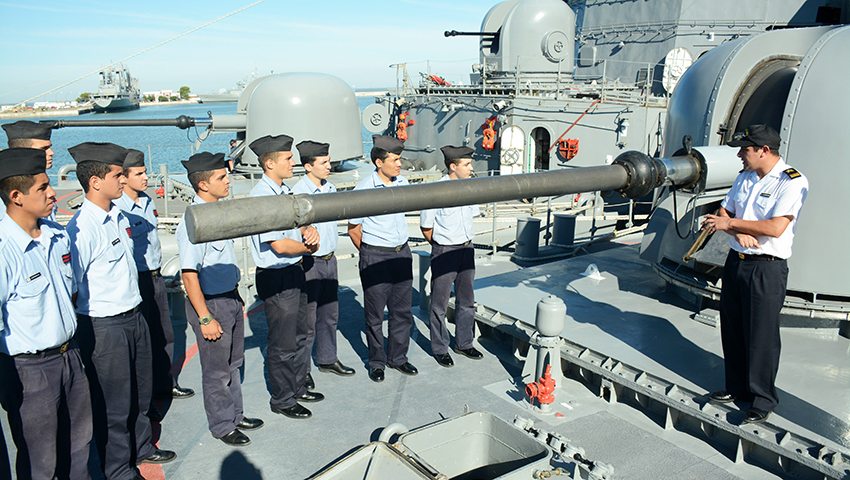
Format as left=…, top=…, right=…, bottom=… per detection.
left=15, top=274, right=49, bottom=315
left=107, top=240, right=127, bottom=263
left=129, top=221, right=146, bottom=239
left=754, top=195, right=776, bottom=218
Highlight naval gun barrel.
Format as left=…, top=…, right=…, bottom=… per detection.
left=186, top=151, right=701, bottom=244
left=444, top=30, right=500, bottom=37
left=47, top=115, right=209, bottom=130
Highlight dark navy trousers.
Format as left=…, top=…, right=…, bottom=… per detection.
left=138, top=270, right=177, bottom=396
left=359, top=244, right=414, bottom=370
left=257, top=264, right=309, bottom=409
left=429, top=243, right=476, bottom=355
left=303, top=255, right=340, bottom=366
left=1, top=345, right=92, bottom=480
left=76, top=310, right=155, bottom=480
left=186, top=293, right=245, bottom=438
left=719, top=251, right=787, bottom=412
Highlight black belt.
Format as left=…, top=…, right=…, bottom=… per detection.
left=119, top=305, right=140, bottom=316
left=204, top=289, right=240, bottom=301
left=14, top=340, right=71, bottom=359
left=316, top=251, right=335, bottom=261
left=362, top=242, right=408, bottom=253
left=735, top=251, right=783, bottom=262
left=139, top=268, right=161, bottom=277
left=435, top=240, right=472, bottom=247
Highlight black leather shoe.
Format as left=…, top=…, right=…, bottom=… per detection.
left=172, top=385, right=195, bottom=399
left=237, top=417, right=264, bottom=430
left=709, top=390, right=736, bottom=403
left=305, top=373, right=315, bottom=391
left=297, top=391, right=325, bottom=403
left=454, top=347, right=483, bottom=360
left=271, top=403, right=312, bottom=419
left=435, top=354, right=454, bottom=368
left=390, top=362, right=418, bottom=376
left=219, top=429, right=250, bottom=446
left=132, top=476, right=146, bottom=480
left=147, top=404, right=162, bottom=423
left=744, top=408, right=770, bottom=424
left=319, top=361, right=356, bottom=376
left=369, top=368, right=385, bottom=382
left=141, top=448, right=176, bottom=464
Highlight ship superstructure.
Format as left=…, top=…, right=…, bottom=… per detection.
left=91, top=63, right=141, bottom=113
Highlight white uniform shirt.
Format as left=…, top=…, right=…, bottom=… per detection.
left=720, top=158, right=808, bottom=259
left=67, top=199, right=142, bottom=317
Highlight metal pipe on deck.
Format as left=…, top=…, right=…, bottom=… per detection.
left=186, top=151, right=702, bottom=244
left=47, top=115, right=206, bottom=129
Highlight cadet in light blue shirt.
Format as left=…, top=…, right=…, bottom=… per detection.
left=2, top=120, right=58, bottom=223
left=118, top=149, right=194, bottom=400
left=176, top=151, right=263, bottom=447
left=0, top=147, right=92, bottom=480
left=348, top=135, right=418, bottom=383
left=420, top=146, right=484, bottom=368
left=248, top=134, right=323, bottom=420
left=293, top=140, right=355, bottom=378
left=66, top=142, right=173, bottom=478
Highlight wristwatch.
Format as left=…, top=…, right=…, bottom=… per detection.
left=199, top=315, right=213, bottom=325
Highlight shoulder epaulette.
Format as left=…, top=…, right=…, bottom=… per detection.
left=783, top=168, right=801, bottom=179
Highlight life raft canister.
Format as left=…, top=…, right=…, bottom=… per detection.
left=429, top=75, right=450, bottom=86
left=481, top=116, right=498, bottom=151
left=397, top=113, right=414, bottom=141
left=558, top=138, right=579, bottom=160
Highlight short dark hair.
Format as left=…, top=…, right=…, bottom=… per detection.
left=445, top=157, right=467, bottom=171
left=301, top=155, right=319, bottom=166
left=370, top=147, right=390, bottom=164
left=0, top=175, right=37, bottom=206
left=7, top=138, right=34, bottom=149
left=76, top=160, right=113, bottom=193
left=187, top=170, right=215, bottom=192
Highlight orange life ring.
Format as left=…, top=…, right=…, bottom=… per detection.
left=397, top=122, right=408, bottom=141
left=482, top=127, right=496, bottom=150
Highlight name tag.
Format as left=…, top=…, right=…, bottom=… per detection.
left=759, top=192, right=771, bottom=198
left=27, top=272, right=42, bottom=282
left=112, top=238, right=121, bottom=246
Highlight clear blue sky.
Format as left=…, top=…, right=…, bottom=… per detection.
left=0, top=0, right=499, bottom=103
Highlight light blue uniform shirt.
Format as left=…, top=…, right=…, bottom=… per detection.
left=67, top=199, right=142, bottom=317
left=176, top=196, right=241, bottom=295
left=115, top=192, right=162, bottom=271
left=349, top=171, right=410, bottom=248
left=293, top=176, right=338, bottom=257
left=0, top=216, right=77, bottom=355
left=420, top=175, right=480, bottom=245
left=249, top=174, right=303, bottom=268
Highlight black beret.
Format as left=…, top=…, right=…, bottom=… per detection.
left=727, top=124, right=781, bottom=150
left=0, top=148, right=47, bottom=182
left=182, top=152, right=226, bottom=174
left=249, top=134, right=294, bottom=157
left=2, top=120, right=53, bottom=141
left=296, top=140, right=330, bottom=159
left=68, top=142, right=128, bottom=166
left=124, top=149, right=145, bottom=169
left=372, top=135, right=404, bottom=155
left=441, top=145, right=474, bottom=161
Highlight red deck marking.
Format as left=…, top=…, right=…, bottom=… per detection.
left=247, top=303, right=265, bottom=316
left=54, top=191, right=80, bottom=215
left=139, top=441, right=166, bottom=480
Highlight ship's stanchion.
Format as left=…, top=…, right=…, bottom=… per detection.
left=522, top=296, right=566, bottom=414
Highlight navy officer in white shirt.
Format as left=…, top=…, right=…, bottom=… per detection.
left=248, top=135, right=323, bottom=419
left=66, top=142, right=175, bottom=480
left=0, top=148, right=92, bottom=480
left=420, top=146, right=484, bottom=368
left=703, top=125, right=808, bottom=424
left=348, top=135, right=418, bottom=382
left=293, top=140, right=356, bottom=378
left=176, top=152, right=263, bottom=447
left=116, top=149, right=194, bottom=401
